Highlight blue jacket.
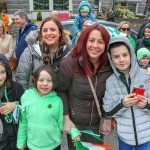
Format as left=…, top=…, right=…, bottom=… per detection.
left=73, top=1, right=97, bottom=35
left=16, top=20, right=37, bottom=62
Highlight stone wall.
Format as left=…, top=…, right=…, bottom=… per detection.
left=7, top=0, right=30, bottom=14
left=115, top=18, right=148, bottom=32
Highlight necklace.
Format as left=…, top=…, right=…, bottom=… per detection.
left=1, top=83, right=13, bottom=123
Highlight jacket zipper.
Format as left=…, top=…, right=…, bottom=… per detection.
left=124, top=79, right=138, bottom=145
left=130, top=106, right=138, bottom=145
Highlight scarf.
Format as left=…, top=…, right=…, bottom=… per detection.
left=39, top=42, right=64, bottom=65
left=142, top=36, right=150, bottom=46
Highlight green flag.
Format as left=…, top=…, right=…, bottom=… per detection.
left=80, top=130, right=103, bottom=141
left=76, top=140, right=89, bottom=150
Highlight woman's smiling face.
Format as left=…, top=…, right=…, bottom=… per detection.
left=41, top=20, right=60, bottom=49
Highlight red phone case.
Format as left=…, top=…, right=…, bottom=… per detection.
left=132, top=87, right=145, bottom=103
left=132, top=87, right=145, bottom=96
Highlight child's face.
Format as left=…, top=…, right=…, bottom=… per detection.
left=139, top=57, right=150, bottom=68
left=144, top=28, right=150, bottom=39
left=0, top=64, right=6, bottom=87
left=110, top=45, right=131, bottom=75
left=37, top=70, right=53, bottom=96
left=81, top=12, right=88, bottom=17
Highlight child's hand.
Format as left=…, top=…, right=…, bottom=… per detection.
left=136, top=94, right=148, bottom=109
left=77, top=32, right=81, bottom=37
left=122, top=93, right=137, bottom=107
left=147, top=67, right=150, bottom=75
left=74, top=136, right=81, bottom=142
left=0, top=102, right=16, bottom=115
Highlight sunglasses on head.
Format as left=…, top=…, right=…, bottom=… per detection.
left=120, top=28, right=130, bottom=31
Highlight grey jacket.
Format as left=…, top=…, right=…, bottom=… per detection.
left=16, top=30, right=72, bottom=90
left=103, top=36, right=150, bottom=146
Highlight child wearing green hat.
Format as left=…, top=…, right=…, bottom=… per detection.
left=72, top=1, right=97, bottom=45
left=137, top=47, right=150, bottom=70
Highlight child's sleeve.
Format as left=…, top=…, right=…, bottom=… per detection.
left=73, top=16, right=80, bottom=35
left=91, top=13, right=97, bottom=22
left=103, top=78, right=128, bottom=118
left=57, top=98, right=64, bottom=131
left=17, top=100, right=28, bottom=149
left=71, top=127, right=81, bottom=140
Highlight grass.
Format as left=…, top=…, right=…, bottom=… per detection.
left=31, top=19, right=37, bottom=23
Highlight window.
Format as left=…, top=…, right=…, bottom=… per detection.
left=54, top=0, right=69, bottom=10
left=34, top=0, right=49, bottom=10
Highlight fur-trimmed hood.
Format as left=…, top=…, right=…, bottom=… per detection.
left=25, top=29, right=39, bottom=45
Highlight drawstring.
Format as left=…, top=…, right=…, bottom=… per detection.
left=1, top=83, right=23, bottom=123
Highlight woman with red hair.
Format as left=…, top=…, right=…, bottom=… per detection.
left=57, top=23, right=112, bottom=149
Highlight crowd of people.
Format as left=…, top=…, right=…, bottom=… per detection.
left=1, top=1, right=150, bottom=150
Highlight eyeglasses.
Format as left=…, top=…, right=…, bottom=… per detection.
left=120, top=28, right=130, bottom=31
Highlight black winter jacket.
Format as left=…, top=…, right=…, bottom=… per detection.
left=0, top=54, right=24, bottom=150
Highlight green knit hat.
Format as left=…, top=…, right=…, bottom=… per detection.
left=137, top=48, right=150, bottom=62
left=80, top=6, right=90, bottom=12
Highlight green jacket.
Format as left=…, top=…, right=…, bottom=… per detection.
left=17, top=89, right=63, bottom=150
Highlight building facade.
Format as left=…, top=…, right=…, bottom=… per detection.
left=6, top=0, right=147, bottom=19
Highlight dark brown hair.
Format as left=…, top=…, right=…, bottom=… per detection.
left=39, top=17, right=68, bottom=46
left=33, top=65, right=58, bottom=90
left=71, top=23, right=110, bottom=75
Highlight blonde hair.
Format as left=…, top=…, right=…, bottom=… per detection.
left=0, top=20, right=6, bottom=34
left=118, top=21, right=131, bottom=37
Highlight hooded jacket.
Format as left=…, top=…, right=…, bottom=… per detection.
left=16, top=30, right=72, bottom=90
left=0, top=54, right=24, bottom=150
left=17, top=89, right=63, bottom=150
left=73, top=1, right=97, bottom=35
left=15, top=20, right=37, bottom=62
left=103, top=36, right=150, bottom=146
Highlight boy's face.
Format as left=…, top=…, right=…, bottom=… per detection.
left=81, top=12, right=88, bottom=17
left=139, top=57, right=150, bottom=68
left=110, top=45, right=131, bottom=74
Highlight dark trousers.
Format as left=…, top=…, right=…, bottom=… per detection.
left=67, top=122, right=103, bottom=150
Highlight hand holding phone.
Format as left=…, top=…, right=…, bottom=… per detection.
left=132, top=87, right=145, bottom=103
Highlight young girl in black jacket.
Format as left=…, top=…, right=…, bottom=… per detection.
left=0, top=54, right=24, bottom=150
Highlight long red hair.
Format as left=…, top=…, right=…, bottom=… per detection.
left=71, top=23, right=110, bottom=75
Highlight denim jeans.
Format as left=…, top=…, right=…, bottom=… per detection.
left=118, top=137, right=150, bottom=150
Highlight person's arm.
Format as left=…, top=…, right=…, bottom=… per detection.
left=57, top=54, right=75, bottom=133
left=0, top=82, right=24, bottom=115
left=91, top=13, right=97, bottom=22
left=57, top=98, right=64, bottom=131
left=16, top=47, right=32, bottom=90
left=17, top=102, right=27, bottom=149
left=73, top=16, right=80, bottom=35
left=103, top=78, right=130, bottom=117
left=5, top=35, right=15, bottom=60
